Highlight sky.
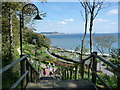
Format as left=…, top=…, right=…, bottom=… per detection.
left=31, top=1, right=118, bottom=34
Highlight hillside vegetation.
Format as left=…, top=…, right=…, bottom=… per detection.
left=2, top=2, right=51, bottom=88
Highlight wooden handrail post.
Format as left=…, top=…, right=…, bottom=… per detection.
left=20, top=56, right=25, bottom=88
left=34, top=73, right=36, bottom=82
left=65, top=69, right=67, bottom=80
left=75, top=65, right=78, bottom=79
left=28, top=65, right=31, bottom=82
left=30, top=67, right=32, bottom=82
left=61, top=67, right=64, bottom=80
left=26, top=60, right=29, bottom=84
left=60, top=66, right=62, bottom=77
left=66, top=69, right=68, bottom=79
left=67, top=69, right=69, bottom=79
left=92, top=52, right=97, bottom=84
left=68, top=69, right=70, bottom=79
left=88, top=64, right=90, bottom=78
left=63, top=67, right=65, bottom=80
left=117, top=65, right=120, bottom=90
left=70, top=67, right=73, bottom=79
left=81, top=61, right=85, bottom=79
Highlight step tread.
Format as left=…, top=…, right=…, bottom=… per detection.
left=26, top=79, right=96, bottom=89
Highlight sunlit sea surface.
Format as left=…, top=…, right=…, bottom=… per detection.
left=45, top=33, right=119, bottom=54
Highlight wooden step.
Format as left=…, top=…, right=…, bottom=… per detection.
left=26, top=79, right=97, bottom=89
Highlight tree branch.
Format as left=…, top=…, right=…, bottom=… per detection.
left=80, top=1, right=86, bottom=9
left=93, top=2, right=104, bottom=19
left=86, top=2, right=92, bottom=13
left=80, top=10, right=85, bottom=21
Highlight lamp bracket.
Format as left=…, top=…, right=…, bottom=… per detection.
left=22, top=3, right=39, bottom=16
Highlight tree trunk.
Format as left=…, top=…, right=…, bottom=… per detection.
left=80, top=5, right=88, bottom=79
left=89, top=13, right=94, bottom=54
left=88, top=11, right=94, bottom=78
left=9, top=9, right=13, bottom=55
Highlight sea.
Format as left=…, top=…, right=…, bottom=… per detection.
left=45, top=33, right=119, bottom=54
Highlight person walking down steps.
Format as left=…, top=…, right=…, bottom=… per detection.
left=43, top=68, right=46, bottom=75
left=49, top=66, right=53, bottom=76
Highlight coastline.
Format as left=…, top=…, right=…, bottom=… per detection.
left=44, top=33, right=119, bottom=36
left=43, top=33, right=64, bottom=35
left=51, top=46, right=110, bottom=56
left=46, top=33, right=118, bottom=55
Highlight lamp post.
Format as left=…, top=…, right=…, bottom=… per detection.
left=19, top=3, right=43, bottom=88
left=20, top=3, right=43, bottom=57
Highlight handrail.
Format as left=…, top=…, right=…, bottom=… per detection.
left=0, top=55, right=29, bottom=74
left=83, top=55, right=92, bottom=62
left=27, top=60, right=39, bottom=75
left=10, top=71, right=28, bottom=88
left=92, top=69, right=111, bottom=89
left=82, top=52, right=120, bottom=89
left=1, top=55, right=40, bottom=89
left=92, top=53, right=118, bottom=69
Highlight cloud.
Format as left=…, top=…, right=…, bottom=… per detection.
left=58, top=21, right=67, bottom=24
left=57, top=18, right=74, bottom=25
left=95, top=19, right=108, bottom=23
left=107, top=9, right=118, bottom=15
left=111, top=22, right=117, bottom=24
left=64, top=19, right=74, bottom=22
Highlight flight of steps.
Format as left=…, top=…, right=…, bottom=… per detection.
left=26, top=75, right=97, bottom=89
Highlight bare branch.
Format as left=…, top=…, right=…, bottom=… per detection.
left=80, top=1, right=86, bottom=9
left=80, top=10, right=85, bottom=21
left=102, top=1, right=111, bottom=9
left=92, top=0, right=96, bottom=12
left=93, top=1, right=104, bottom=19
left=86, top=2, right=92, bottom=13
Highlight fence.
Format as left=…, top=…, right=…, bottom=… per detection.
left=0, top=55, right=39, bottom=88
left=83, top=52, right=120, bottom=89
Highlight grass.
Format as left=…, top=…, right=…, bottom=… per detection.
left=50, top=48, right=80, bottom=60
left=2, top=44, right=21, bottom=88
left=96, top=72, right=117, bottom=88
left=22, top=44, right=63, bottom=71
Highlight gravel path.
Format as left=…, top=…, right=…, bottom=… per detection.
left=97, top=57, right=114, bottom=76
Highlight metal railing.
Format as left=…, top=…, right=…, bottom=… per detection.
left=0, top=55, right=39, bottom=88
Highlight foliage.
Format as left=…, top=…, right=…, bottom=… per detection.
left=82, top=47, right=88, bottom=54
left=2, top=2, right=50, bottom=88
left=109, top=59, right=120, bottom=66
left=93, top=35, right=116, bottom=55
left=110, top=48, right=120, bottom=59
left=75, top=46, right=80, bottom=51
left=23, top=29, right=51, bottom=48
left=109, top=48, right=120, bottom=66
left=50, top=48, right=80, bottom=60
left=97, top=72, right=117, bottom=88
left=2, top=2, right=26, bottom=88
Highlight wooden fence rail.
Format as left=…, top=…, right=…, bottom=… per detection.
left=0, top=55, right=39, bottom=88
left=58, top=52, right=120, bottom=90
left=82, top=52, right=120, bottom=90
left=1, top=51, right=119, bottom=89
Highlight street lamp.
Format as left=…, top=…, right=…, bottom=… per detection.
left=19, top=3, right=43, bottom=57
